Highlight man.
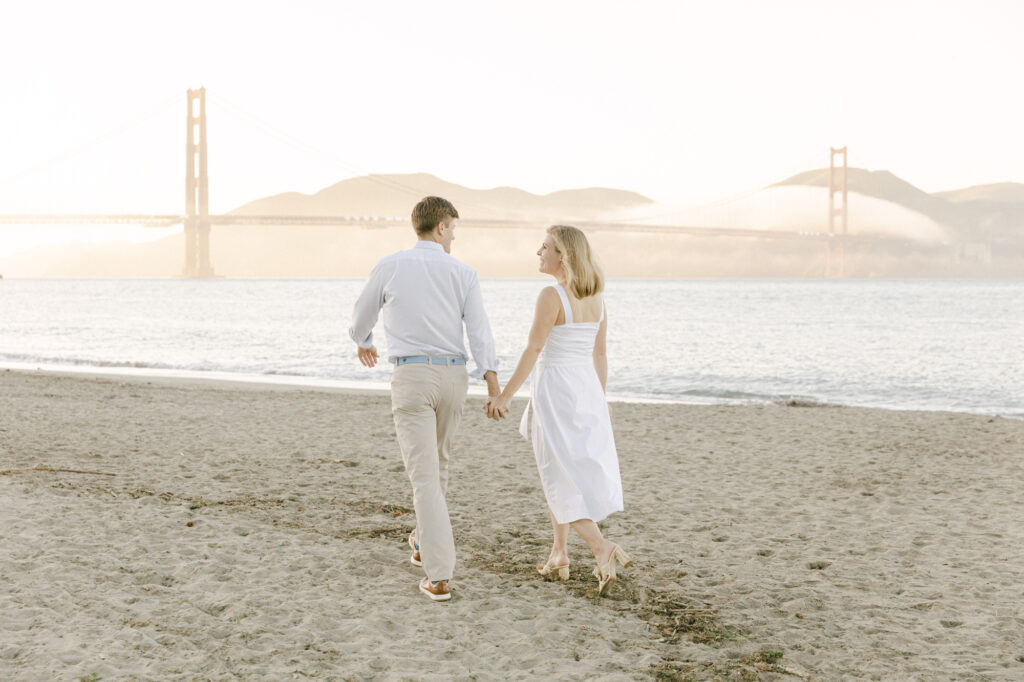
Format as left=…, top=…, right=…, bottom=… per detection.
left=349, top=196, right=500, bottom=602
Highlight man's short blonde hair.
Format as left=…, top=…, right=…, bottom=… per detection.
left=412, top=196, right=459, bottom=236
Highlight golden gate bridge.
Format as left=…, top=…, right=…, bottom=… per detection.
left=0, top=88, right=853, bottom=277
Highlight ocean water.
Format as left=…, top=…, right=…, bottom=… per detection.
left=1, top=279, right=1022, bottom=418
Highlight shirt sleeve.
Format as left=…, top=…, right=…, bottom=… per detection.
left=348, top=261, right=385, bottom=349
left=462, top=271, right=499, bottom=379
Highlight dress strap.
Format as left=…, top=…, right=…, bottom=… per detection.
left=554, top=284, right=573, bottom=325
left=599, top=297, right=605, bottom=323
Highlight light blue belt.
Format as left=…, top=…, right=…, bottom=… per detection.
left=394, top=356, right=467, bottom=366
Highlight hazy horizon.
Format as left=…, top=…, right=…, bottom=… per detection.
left=1, top=166, right=1021, bottom=278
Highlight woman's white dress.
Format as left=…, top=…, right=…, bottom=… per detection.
left=518, top=284, right=623, bottom=524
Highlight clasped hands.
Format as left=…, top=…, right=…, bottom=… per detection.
left=483, top=392, right=511, bottom=421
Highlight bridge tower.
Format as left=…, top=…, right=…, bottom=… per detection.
left=826, top=146, right=848, bottom=277
left=184, top=88, right=214, bottom=278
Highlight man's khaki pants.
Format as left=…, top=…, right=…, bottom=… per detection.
left=390, top=363, right=468, bottom=582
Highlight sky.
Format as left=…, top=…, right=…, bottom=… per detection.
left=0, top=0, right=1021, bottom=255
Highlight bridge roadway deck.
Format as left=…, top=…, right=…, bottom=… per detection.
left=0, top=213, right=862, bottom=241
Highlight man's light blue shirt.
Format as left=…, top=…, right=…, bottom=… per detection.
left=349, top=241, right=499, bottom=379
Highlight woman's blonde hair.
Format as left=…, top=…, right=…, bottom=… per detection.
left=547, top=224, right=604, bottom=299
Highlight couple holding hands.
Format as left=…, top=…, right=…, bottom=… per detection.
left=349, top=196, right=630, bottom=602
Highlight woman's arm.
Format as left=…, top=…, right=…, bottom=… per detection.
left=485, top=287, right=561, bottom=418
left=593, top=305, right=608, bottom=393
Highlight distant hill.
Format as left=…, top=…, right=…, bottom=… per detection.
left=773, top=170, right=1024, bottom=241
left=231, top=173, right=654, bottom=221
left=771, top=168, right=955, bottom=226
left=934, top=182, right=1024, bottom=204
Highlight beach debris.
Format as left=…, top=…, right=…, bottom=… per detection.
left=808, top=560, right=831, bottom=570
left=753, top=649, right=784, bottom=664
left=654, top=648, right=811, bottom=680
left=378, top=503, right=412, bottom=516
left=0, top=466, right=116, bottom=477
left=345, top=525, right=409, bottom=539
left=319, top=458, right=359, bottom=467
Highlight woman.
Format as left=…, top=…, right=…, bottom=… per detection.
left=485, top=225, right=631, bottom=595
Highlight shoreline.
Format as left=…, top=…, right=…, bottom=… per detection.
left=0, top=362, right=725, bottom=406
left=2, top=361, right=1020, bottom=419
left=0, top=361, right=393, bottom=396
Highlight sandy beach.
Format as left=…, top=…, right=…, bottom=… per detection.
left=1, top=369, right=1022, bottom=680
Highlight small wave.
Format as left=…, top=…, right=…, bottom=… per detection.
left=606, top=387, right=778, bottom=407
left=0, top=353, right=176, bottom=371
left=0, top=353, right=323, bottom=378
left=775, top=396, right=843, bottom=408
left=678, top=388, right=778, bottom=402
left=616, top=385, right=778, bottom=403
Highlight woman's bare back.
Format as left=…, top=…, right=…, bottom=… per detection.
left=555, top=289, right=604, bottom=326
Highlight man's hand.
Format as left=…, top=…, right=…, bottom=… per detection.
left=357, top=345, right=379, bottom=368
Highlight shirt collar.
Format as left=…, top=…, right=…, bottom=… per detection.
left=414, top=240, right=445, bottom=252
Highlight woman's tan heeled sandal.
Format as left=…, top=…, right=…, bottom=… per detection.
left=593, top=545, right=632, bottom=595
left=537, top=561, right=570, bottom=581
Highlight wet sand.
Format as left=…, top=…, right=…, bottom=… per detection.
left=1, top=369, right=1022, bottom=680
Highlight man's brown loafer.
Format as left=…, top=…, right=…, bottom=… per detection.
left=419, top=577, right=451, bottom=602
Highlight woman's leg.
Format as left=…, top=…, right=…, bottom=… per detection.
left=548, top=507, right=570, bottom=566
left=569, top=518, right=615, bottom=566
